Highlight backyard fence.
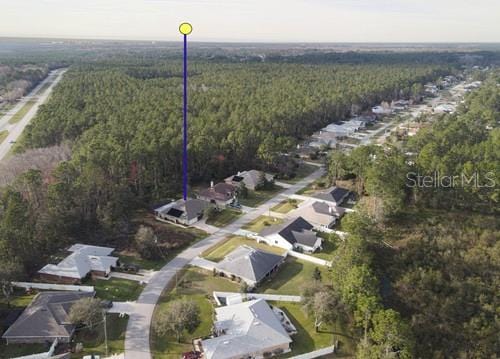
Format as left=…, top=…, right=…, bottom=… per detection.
left=287, top=251, right=332, bottom=267
left=13, top=282, right=94, bottom=292
left=288, top=345, right=336, bottom=359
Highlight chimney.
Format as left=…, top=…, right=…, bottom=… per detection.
left=329, top=206, right=334, bottom=215
left=210, top=181, right=214, bottom=188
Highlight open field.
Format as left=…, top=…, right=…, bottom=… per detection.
left=201, top=235, right=286, bottom=262
left=239, top=185, right=284, bottom=207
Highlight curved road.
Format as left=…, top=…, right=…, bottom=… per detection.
left=124, top=167, right=325, bottom=359
left=0, top=68, right=67, bottom=161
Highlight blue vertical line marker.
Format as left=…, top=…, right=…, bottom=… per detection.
left=183, top=33, right=188, bottom=200
left=179, top=22, right=192, bottom=200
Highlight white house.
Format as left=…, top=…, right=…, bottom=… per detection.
left=154, top=198, right=208, bottom=226
left=201, top=299, right=293, bottom=359
left=259, top=217, right=322, bottom=253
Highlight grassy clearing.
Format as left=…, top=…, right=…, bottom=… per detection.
left=206, top=208, right=242, bottom=227
left=0, top=130, right=8, bottom=144
left=72, top=314, right=128, bottom=358
left=202, top=235, right=286, bottom=262
left=275, top=302, right=356, bottom=357
left=258, top=257, right=330, bottom=296
left=242, top=215, right=284, bottom=233
left=296, top=177, right=329, bottom=195
left=151, top=267, right=239, bottom=359
left=87, top=277, right=144, bottom=302
left=271, top=198, right=301, bottom=214
left=239, top=185, right=284, bottom=207
left=280, top=163, right=318, bottom=184
left=117, top=213, right=207, bottom=270
left=8, top=99, right=36, bottom=124
left=311, top=232, right=340, bottom=261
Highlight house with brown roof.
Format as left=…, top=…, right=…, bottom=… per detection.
left=197, top=182, right=237, bottom=208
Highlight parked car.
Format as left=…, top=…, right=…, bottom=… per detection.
left=121, top=263, right=140, bottom=273
left=182, top=351, right=201, bottom=359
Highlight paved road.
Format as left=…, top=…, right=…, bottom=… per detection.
left=0, top=68, right=67, bottom=161
left=124, top=167, right=324, bottom=359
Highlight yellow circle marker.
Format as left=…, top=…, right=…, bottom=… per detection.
left=179, top=22, right=193, bottom=35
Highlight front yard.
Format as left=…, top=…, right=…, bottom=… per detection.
left=87, top=277, right=145, bottom=302
left=239, top=185, right=284, bottom=207
left=242, top=215, right=283, bottom=233
left=271, top=198, right=302, bottom=214
left=201, top=235, right=286, bottom=262
left=72, top=314, right=128, bottom=358
left=151, top=267, right=239, bottom=359
left=279, top=163, right=318, bottom=184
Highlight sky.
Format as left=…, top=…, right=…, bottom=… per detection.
left=0, top=0, right=499, bottom=43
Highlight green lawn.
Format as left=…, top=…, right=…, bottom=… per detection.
left=72, top=314, right=128, bottom=358
left=0, top=130, right=8, bottom=144
left=258, top=258, right=330, bottom=295
left=202, top=235, right=286, bottom=262
left=8, top=99, right=36, bottom=124
left=151, top=267, right=239, bottom=359
left=271, top=199, right=301, bottom=214
left=309, top=232, right=341, bottom=261
left=239, top=185, right=284, bottom=207
left=87, top=278, right=144, bottom=302
left=242, top=215, right=284, bottom=233
left=274, top=302, right=356, bottom=357
left=206, top=208, right=242, bottom=227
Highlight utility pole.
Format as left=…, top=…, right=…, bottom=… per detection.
left=103, top=310, right=108, bottom=357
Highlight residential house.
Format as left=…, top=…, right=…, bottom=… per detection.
left=312, top=186, right=350, bottom=206
left=198, top=182, right=237, bottom=208
left=259, top=217, right=322, bottom=253
left=225, top=170, right=274, bottom=191
left=214, top=245, right=285, bottom=287
left=289, top=201, right=345, bottom=231
left=309, top=131, right=337, bottom=149
left=201, top=299, right=293, bottom=359
left=154, top=198, right=208, bottom=226
left=38, top=244, right=118, bottom=284
left=2, top=291, right=95, bottom=344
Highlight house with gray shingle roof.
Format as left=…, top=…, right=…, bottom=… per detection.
left=2, top=291, right=95, bottom=344
left=259, top=217, right=322, bottom=253
left=215, top=245, right=285, bottom=287
left=201, top=299, right=292, bottom=359
left=225, top=170, right=274, bottom=190
left=154, top=198, right=208, bottom=226
left=312, top=186, right=350, bottom=206
left=289, top=201, right=345, bottom=230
